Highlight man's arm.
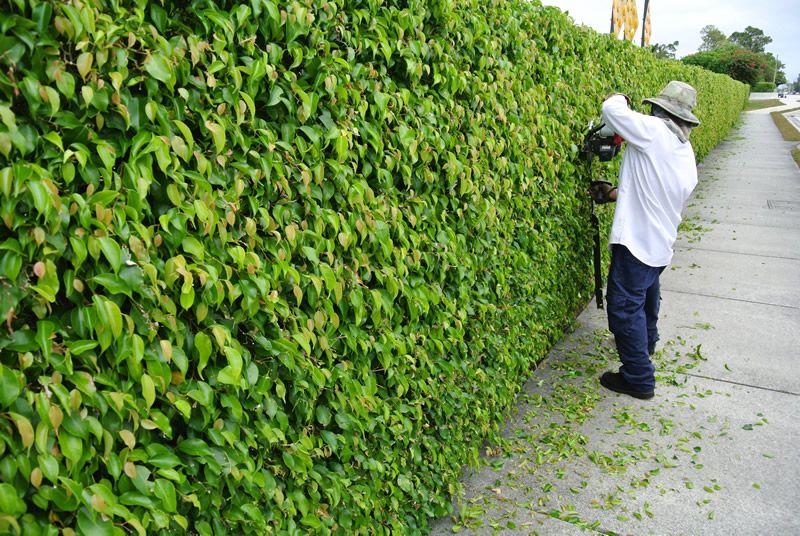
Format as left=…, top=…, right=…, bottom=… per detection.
left=602, top=94, right=658, bottom=150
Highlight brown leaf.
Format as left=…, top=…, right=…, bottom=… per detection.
left=33, top=261, right=46, bottom=278
left=5, top=306, right=14, bottom=334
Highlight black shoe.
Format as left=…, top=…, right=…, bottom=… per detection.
left=600, top=372, right=654, bottom=400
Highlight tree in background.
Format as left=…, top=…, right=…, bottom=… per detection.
left=683, top=48, right=727, bottom=77
left=717, top=47, right=768, bottom=88
left=682, top=45, right=766, bottom=88
left=699, top=25, right=728, bottom=51
left=762, top=53, right=786, bottom=85
left=729, top=26, right=773, bottom=54
left=648, top=41, right=679, bottom=60
left=686, top=26, right=783, bottom=89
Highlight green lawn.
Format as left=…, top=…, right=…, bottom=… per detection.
left=770, top=108, right=800, bottom=142
left=744, top=99, right=785, bottom=111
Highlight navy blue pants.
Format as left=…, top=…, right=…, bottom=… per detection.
left=606, top=245, right=665, bottom=391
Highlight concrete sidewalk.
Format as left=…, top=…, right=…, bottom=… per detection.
left=428, top=107, right=800, bottom=535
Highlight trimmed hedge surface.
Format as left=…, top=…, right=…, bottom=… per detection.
left=0, top=0, right=746, bottom=534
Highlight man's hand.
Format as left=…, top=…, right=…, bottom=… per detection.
left=590, top=180, right=617, bottom=204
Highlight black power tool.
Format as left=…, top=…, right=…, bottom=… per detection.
left=583, top=120, right=624, bottom=309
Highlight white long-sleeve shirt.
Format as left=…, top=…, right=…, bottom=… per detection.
left=601, top=95, right=698, bottom=267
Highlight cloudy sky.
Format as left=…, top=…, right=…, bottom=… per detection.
left=540, top=0, right=799, bottom=87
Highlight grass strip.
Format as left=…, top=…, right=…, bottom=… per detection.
left=769, top=108, right=800, bottom=142
left=743, top=99, right=785, bottom=111
left=791, top=149, right=800, bottom=169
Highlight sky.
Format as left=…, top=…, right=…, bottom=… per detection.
left=540, top=0, right=799, bottom=87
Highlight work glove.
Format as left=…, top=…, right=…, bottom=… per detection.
left=590, top=180, right=616, bottom=204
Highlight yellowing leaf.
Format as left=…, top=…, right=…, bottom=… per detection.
left=48, top=405, right=63, bottom=432
left=119, top=429, right=136, bottom=449
left=10, top=413, right=34, bottom=448
left=76, top=52, right=93, bottom=79
left=45, top=87, right=60, bottom=116
left=160, top=340, right=173, bottom=362
left=124, top=460, right=137, bottom=478
left=205, top=120, right=225, bottom=154
left=0, top=166, right=12, bottom=198
left=293, top=285, right=303, bottom=306
left=30, top=467, right=43, bottom=488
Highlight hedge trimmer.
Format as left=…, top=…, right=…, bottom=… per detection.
left=582, top=120, right=624, bottom=309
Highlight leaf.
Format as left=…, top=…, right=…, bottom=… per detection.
left=141, top=373, right=155, bottom=409
left=148, top=451, right=182, bottom=469
left=293, top=332, right=311, bottom=355
left=35, top=320, right=55, bottom=363
left=77, top=507, right=114, bottom=536
left=172, top=120, right=195, bottom=151
left=0, top=132, right=10, bottom=158
left=154, top=479, right=177, bottom=512
left=38, top=454, right=59, bottom=484
left=178, top=438, right=213, bottom=457
left=27, top=180, right=51, bottom=216
left=98, top=237, right=121, bottom=272
left=93, top=273, right=131, bottom=296
left=42, top=131, right=63, bottom=151
left=76, top=52, right=93, bottom=80
left=224, top=346, right=242, bottom=377
left=0, top=364, right=22, bottom=408
left=144, top=54, right=175, bottom=90
left=282, top=452, right=303, bottom=473
left=182, top=236, right=204, bottom=261
left=397, top=474, right=413, bottom=493
left=9, top=412, right=34, bottom=448
left=56, top=71, right=75, bottom=99
left=335, top=412, right=356, bottom=431
left=33, top=2, right=53, bottom=32
left=0, top=166, right=12, bottom=198
left=320, top=430, right=337, bottom=451
left=205, top=120, right=225, bottom=153
left=48, top=406, right=63, bottom=432
left=119, top=491, right=155, bottom=509
left=44, top=87, right=60, bottom=116
left=119, top=429, right=136, bottom=450
left=0, top=250, right=21, bottom=281
left=59, top=431, right=83, bottom=465
left=104, top=298, right=123, bottom=338
left=195, top=331, right=212, bottom=376
left=315, top=406, right=331, bottom=426
left=160, top=340, right=172, bottom=362
left=302, top=246, right=319, bottom=265
left=0, top=482, right=26, bottom=517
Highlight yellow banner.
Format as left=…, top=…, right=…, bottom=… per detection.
left=612, top=0, right=640, bottom=42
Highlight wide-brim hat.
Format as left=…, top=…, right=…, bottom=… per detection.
left=642, top=81, right=701, bottom=126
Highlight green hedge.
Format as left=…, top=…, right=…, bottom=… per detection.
left=0, top=0, right=747, bottom=534
left=754, top=81, right=776, bottom=92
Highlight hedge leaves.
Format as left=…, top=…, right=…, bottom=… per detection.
left=0, top=0, right=745, bottom=534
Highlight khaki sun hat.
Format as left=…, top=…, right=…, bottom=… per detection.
left=642, top=81, right=700, bottom=126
